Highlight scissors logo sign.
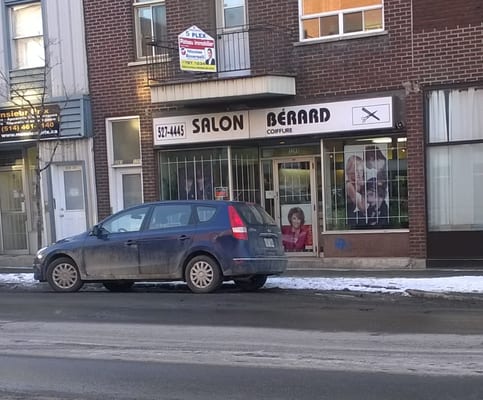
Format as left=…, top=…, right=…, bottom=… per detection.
left=352, top=102, right=391, bottom=127
left=361, top=107, right=380, bottom=122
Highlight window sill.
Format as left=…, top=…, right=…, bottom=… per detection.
left=323, top=228, right=409, bottom=234
left=294, top=30, right=388, bottom=46
left=127, top=60, right=148, bottom=67
left=128, top=55, right=171, bottom=67
left=111, top=163, right=142, bottom=168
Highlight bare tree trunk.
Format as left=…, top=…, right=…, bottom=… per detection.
left=35, top=145, right=43, bottom=248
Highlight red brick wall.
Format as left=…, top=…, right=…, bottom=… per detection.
left=84, top=0, right=482, bottom=259
left=413, top=0, right=482, bottom=31
left=84, top=1, right=156, bottom=219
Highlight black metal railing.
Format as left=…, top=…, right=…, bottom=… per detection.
left=145, top=24, right=295, bottom=85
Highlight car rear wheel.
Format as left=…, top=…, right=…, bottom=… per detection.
left=103, top=281, right=134, bottom=292
left=46, top=257, right=83, bottom=292
left=234, top=275, right=268, bottom=291
left=185, top=255, right=222, bottom=294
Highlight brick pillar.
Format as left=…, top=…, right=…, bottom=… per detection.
left=406, top=89, right=427, bottom=262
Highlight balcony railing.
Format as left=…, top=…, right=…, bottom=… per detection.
left=146, top=24, right=296, bottom=85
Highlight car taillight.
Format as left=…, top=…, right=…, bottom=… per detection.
left=228, top=205, right=248, bottom=240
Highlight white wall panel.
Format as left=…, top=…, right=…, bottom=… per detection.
left=0, top=3, right=8, bottom=104
left=44, top=0, right=89, bottom=97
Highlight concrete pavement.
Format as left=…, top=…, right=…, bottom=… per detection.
left=1, top=254, right=483, bottom=279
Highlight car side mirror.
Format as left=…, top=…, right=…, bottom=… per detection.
left=91, top=224, right=104, bottom=237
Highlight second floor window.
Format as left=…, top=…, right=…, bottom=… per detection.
left=300, top=0, right=383, bottom=41
left=223, top=0, right=246, bottom=29
left=134, top=0, right=167, bottom=59
left=10, top=2, right=44, bottom=69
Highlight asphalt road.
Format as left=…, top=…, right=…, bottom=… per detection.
left=0, top=285, right=483, bottom=399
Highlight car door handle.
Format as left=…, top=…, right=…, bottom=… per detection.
left=124, top=240, right=137, bottom=246
left=178, top=235, right=190, bottom=241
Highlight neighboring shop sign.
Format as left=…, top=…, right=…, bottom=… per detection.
left=153, top=111, right=249, bottom=145
left=0, top=105, right=60, bottom=142
left=178, top=25, right=217, bottom=73
left=153, top=97, right=394, bottom=145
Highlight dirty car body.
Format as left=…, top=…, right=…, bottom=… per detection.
left=33, top=201, right=287, bottom=293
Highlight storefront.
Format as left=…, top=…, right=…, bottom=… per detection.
left=153, top=95, right=409, bottom=258
left=0, top=145, right=36, bottom=254
left=0, top=100, right=96, bottom=254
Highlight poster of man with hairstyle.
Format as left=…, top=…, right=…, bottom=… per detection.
left=344, top=144, right=389, bottom=228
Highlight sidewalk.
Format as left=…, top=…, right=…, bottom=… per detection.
left=0, top=255, right=33, bottom=273
left=1, top=254, right=483, bottom=279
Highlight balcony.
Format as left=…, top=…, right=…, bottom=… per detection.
left=146, top=24, right=296, bottom=105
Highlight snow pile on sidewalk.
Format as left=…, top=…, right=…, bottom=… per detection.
left=1, top=273, right=483, bottom=295
left=267, top=276, right=483, bottom=294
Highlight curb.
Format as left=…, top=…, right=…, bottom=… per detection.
left=406, top=289, right=483, bottom=302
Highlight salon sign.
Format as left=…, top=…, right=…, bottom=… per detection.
left=153, top=97, right=394, bottom=145
left=249, top=97, right=393, bottom=138
left=153, top=111, right=250, bottom=145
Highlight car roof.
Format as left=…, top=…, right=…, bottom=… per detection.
left=122, top=200, right=252, bottom=211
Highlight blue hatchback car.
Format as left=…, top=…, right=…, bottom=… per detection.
left=33, top=201, right=287, bottom=293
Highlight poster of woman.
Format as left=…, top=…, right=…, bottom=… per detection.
left=344, top=144, right=389, bottom=227
left=281, top=204, right=313, bottom=252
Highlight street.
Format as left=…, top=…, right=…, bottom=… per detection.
left=0, top=284, right=483, bottom=399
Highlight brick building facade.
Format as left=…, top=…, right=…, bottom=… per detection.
left=83, top=0, right=482, bottom=267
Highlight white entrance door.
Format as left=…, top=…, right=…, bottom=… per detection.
left=216, top=0, right=250, bottom=76
left=52, top=165, right=87, bottom=240
left=274, top=158, right=318, bottom=255
left=112, top=167, right=143, bottom=213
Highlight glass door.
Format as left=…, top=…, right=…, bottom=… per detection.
left=0, top=168, right=28, bottom=253
left=114, top=168, right=143, bottom=211
left=274, top=159, right=317, bottom=255
left=216, top=0, right=250, bottom=76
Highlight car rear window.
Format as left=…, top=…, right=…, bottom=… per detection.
left=236, top=203, right=276, bottom=226
left=196, top=205, right=217, bottom=222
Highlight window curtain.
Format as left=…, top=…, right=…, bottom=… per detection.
left=428, top=143, right=483, bottom=230
left=449, top=88, right=483, bottom=141
left=428, top=90, right=448, bottom=143
left=428, top=87, right=483, bottom=230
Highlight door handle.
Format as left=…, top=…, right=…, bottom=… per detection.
left=178, top=235, right=190, bottom=241
left=124, top=240, right=137, bottom=246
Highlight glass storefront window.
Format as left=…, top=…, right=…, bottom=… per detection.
left=159, top=146, right=261, bottom=203
left=231, top=147, right=260, bottom=203
left=159, top=148, right=228, bottom=201
left=324, top=137, right=408, bottom=231
left=427, top=88, right=483, bottom=231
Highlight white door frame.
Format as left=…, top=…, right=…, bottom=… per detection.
left=273, top=157, right=319, bottom=256
left=215, top=0, right=250, bottom=77
left=51, top=163, right=87, bottom=241
left=111, top=167, right=144, bottom=213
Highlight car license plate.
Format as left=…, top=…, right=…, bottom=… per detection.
left=264, top=238, right=275, bottom=248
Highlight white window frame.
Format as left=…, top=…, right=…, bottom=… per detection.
left=299, top=0, right=384, bottom=42
left=106, top=117, right=143, bottom=212
left=219, top=0, right=247, bottom=31
left=427, top=87, right=483, bottom=231
left=133, top=0, right=166, bottom=60
left=9, top=2, right=45, bottom=70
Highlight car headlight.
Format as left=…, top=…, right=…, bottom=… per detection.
left=35, top=246, right=48, bottom=260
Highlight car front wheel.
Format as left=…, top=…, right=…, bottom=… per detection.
left=234, top=275, right=268, bottom=291
left=185, top=255, right=222, bottom=294
left=46, top=257, right=83, bottom=292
